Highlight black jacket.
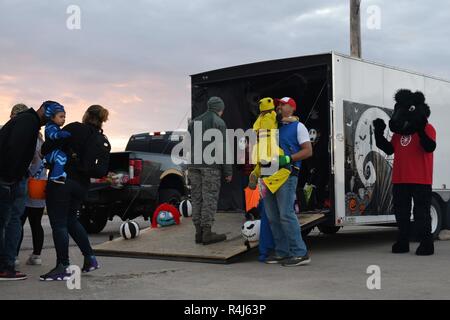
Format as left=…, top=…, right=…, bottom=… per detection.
left=42, top=122, right=97, bottom=187
left=0, top=109, right=41, bottom=183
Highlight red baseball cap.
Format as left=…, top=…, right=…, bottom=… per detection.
left=275, top=97, right=297, bottom=110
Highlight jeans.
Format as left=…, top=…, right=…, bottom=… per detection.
left=0, top=178, right=27, bottom=270
left=258, top=201, right=275, bottom=262
left=46, top=179, right=93, bottom=266
left=263, top=175, right=308, bottom=258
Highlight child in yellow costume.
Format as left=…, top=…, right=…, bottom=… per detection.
left=248, top=97, right=298, bottom=193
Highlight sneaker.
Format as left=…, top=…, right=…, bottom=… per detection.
left=26, top=254, right=42, bottom=266
left=0, top=268, right=27, bottom=281
left=82, top=256, right=100, bottom=273
left=265, top=255, right=290, bottom=264
left=40, top=264, right=71, bottom=281
left=438, top=229, right=450, bottom=241
left=51, top=177, right=66, bottom=184
left=282, top=255, right=311, bottom=267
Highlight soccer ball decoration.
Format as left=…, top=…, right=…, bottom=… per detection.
left=120, top=221, right=140, bottom=240
left=241, top=220, right=261, bottom=242
left=179, top=199, right=192, bottom=218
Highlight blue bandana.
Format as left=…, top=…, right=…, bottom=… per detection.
left=43, top=101, right=65, bottom=119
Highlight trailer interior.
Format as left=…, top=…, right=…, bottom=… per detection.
left=191, top=54, right=334, bottom=222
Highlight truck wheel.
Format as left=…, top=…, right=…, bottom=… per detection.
left=79, top=206, right=108, bottom=234
left=158, top=188, right=182, bottom=206
left=430, top=196, right=443, bottom=239
left=317, top=225, right=341, bottom=235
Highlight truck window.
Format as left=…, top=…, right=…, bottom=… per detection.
left=126, top=132, right=185, bottom=155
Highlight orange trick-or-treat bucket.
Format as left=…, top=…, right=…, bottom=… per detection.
left=28, top=178, right=47, bottom=200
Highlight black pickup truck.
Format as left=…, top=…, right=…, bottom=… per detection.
left=79, top=131, right=189, bottom=233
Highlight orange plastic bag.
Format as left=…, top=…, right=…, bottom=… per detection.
left=244, top=186, right=260, bottom=212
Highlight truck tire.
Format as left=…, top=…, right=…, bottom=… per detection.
left=317, top=225, right=341, bottom=235
left=158, top=188, right=182, bottom=206
left=78, top=206, right=109, bottom=234
left=430, top=196, right=443, bottom=240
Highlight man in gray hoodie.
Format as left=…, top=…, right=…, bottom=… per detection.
left=188, top=96, right=232, bottom=245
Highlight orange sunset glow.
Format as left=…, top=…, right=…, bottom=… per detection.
left=0, top=73, right=191, bottom=151
left=2, top=1, right=449, bottom=152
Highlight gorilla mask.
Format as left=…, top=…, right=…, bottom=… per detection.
left=389, top=89, right=430, bottom=135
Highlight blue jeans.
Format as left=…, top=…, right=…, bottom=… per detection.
left=0, top=178, right=27, bottom=270
left=258, top=201, right=275, bottom=262
left=46, top=179, right=93, bottom=266
left=263, top=175, right=308, bottom=258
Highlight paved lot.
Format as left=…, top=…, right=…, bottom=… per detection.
left=1, top=215, right=450, bottom=300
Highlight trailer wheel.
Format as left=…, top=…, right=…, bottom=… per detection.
left=430, top=196, right=443, bottom=239
left=318, top=225, right=341, bottom=235
left=78, top=206, right=109, bottom=234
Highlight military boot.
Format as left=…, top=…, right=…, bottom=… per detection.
left=202, top=226, right=226, bottom=245
left=194, top=225, right=203, bottom=244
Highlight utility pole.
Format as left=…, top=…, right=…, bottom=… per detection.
left=350, top=0, right=362, bottom=58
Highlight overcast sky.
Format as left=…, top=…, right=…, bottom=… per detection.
left=1, top=0, right=449, bottom=150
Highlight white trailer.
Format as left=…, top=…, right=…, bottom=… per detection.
left=332, top=52, right=450, bottom=237
left=190, top=52, right=450, bottom=238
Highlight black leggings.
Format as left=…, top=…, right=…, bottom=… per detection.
left=393, top=184, right=432, bottom=242
left=17, top=207, right=45, bottom=256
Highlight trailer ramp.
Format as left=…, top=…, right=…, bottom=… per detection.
left=93, top=211, right=327, bottom=264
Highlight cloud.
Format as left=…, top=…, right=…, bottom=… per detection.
left=1, top=0, right=449, bottom=150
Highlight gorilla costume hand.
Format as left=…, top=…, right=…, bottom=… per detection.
left=373, top=118, right=394, bottom=155
left=373, top=118, right=387, bottom=134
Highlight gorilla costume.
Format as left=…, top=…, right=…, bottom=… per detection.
left=373, top=89, right=436, bottom=256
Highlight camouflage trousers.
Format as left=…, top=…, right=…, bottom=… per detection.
left=189, top=167, right=222, bottom=228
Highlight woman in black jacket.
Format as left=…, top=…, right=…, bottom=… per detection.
left=40, top=105, right=110, bottom=281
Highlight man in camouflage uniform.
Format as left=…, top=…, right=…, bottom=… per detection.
left=188, top=97, right=233, bottom=245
